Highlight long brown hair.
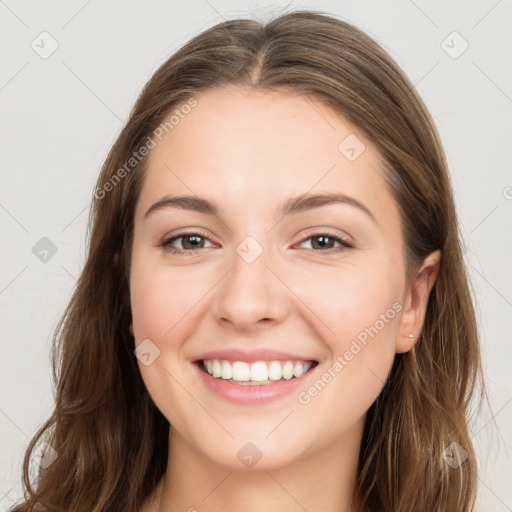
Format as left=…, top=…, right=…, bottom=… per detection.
left=14, top=9, right=490, bottom=511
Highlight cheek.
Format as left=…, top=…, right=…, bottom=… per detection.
left=295, top=260, right=402, bottom=344
left=129, top=252, right=213, bottom=337
left=293, top=263, right=402, bottom=422
left=129, top=253, right=202, bottom=426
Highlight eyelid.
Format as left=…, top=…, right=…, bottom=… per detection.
left=162, top=227, right=213, bottom=241
left=159, top=228, right=353, bottom=255
left=292, top=230, right=354, bottom=254
left=159, top=228, right=217, bottom=252
left=294, top=227, right=354, bottom=246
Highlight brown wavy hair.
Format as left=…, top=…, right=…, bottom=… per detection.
left=13, top=9, right=490, bottom=512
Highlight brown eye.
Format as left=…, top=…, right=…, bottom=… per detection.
left=160, top=231, right=215, bottom=254
left=297, top=232, right=353, bottom=253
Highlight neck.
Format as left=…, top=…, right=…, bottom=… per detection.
left=147, top=417, right=365, bottom=512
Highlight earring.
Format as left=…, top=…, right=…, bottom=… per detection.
left=409, top=333, right=414, bottom=339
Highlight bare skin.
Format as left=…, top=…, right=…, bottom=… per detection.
left=131, top=85, right=440, bottom=512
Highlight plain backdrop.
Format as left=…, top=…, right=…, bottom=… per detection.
left=1, top=0, right=511, bottom=510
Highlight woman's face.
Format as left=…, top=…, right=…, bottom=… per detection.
left=130, top=85, right=416, bottom=470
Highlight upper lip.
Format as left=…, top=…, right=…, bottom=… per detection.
left=193, top=348, right=318, bottom=363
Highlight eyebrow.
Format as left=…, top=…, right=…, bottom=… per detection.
left=144, top=192, right=376, bottom=224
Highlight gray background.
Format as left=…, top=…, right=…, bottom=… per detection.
left=1, top=0, right=511, bottom=510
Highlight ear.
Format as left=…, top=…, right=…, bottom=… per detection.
left=396, top=250, right=441, bottom=353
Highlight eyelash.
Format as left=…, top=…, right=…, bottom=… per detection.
left=159, top=230, right=353, bottom=256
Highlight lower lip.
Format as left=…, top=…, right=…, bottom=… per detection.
left=193, top=361, right=317, bottom=405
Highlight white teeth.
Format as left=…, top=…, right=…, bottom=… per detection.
left=268, top=361, right=283, bottom=381
left=201, top=359, right=314, bottom=383
left=232, top=361, right=250, bottom=381
left=282, top=361, right=294, bottom=380
left=250, top=361, right=268, bottom=381
left=293, top=361, right=304, bottom=378
left=221, top=360, right=233, bottom=380
left=212, top=360, right=222, bottom=378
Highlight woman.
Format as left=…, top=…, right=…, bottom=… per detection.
left=13, top=9, right=488, bottom=512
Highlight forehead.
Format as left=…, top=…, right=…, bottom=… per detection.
left=135, top=85, right=397, bottom=226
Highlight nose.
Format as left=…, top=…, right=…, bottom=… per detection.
left=211, top=239, right=290, bottom=332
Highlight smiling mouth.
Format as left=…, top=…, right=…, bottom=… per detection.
left=196, top=359, right=319, bottom=385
